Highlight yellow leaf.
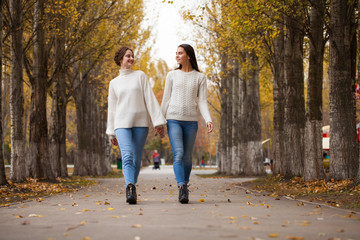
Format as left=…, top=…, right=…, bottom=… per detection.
left=228, top=216, right=237, bottom=220
left=199, top=199, right=205, bottom=202
left=268, top=233, right=279, bottom=238
left=108, top=207, right=114, bottom=211
left=80, top=221, right=86, bottom=225
left=60, top=208, right=66, bottom=210
left=286, top=236, right=304, bottom=240
left=132, top=224, right=142, bottom=228
left=82, top=237, right=91, bottom=240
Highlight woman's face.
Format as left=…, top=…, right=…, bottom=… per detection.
left=120, top=50, right=134, bottom=69
left=176, top=47, right=190, bottom=66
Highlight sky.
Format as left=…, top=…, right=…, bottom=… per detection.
left=143, top=0, right=199, bottom=68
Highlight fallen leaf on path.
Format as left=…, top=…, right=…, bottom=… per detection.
left=28, top=214, right=44, bottom=218
left=82, top=237, right=91, bottom=240
left=239, top=226, right=250, bottom=230
left=199, top=199, right=205, bottom=202
left=268, top=233, right=279, bottom=238
left=66, top=221, right=86, bottom=231
left=108, top=207, right=114, bottom=210
left=132, top=224, right=142, bottom=228
left=21, top=221, right=30, bottom=225
left=285, top=236, right=304, bottom=240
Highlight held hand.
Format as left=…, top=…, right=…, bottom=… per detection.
left=207, top=122, right=214, bottom=133
left=110, top=138, right=118, bottom=146
left=155, top=126, right=165, bottom=138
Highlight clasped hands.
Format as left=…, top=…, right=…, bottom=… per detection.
left=154, top=125, right=165, bottom=138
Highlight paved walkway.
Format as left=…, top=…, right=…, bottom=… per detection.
left=0, top=166, right=359, bottom=240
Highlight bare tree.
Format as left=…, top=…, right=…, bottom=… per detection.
left=9, top=0, right=26, bottom=182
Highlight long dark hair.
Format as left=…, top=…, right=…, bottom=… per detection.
left=176, top=44, right=200, bottom=72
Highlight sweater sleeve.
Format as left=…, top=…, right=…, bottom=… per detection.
left=106, top=81, right=116, bottom=137
left=161, top=72, right=173, bottom=117
left=198, top=75, right=212, bottom=123
left=142, top=73, right=167, bottom=127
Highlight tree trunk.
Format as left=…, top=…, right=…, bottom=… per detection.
left=0, top=0, right=8, bottom=185
left=226, top=66, right=232, bottom=175
left=218, top=53, right=229, bottom=174
left=9, top=0, right=26, bottom=182
left=283, top=12, right=305, bottom=178
left=49, top=6, right=68, bottom=178
left=231, top=59, right=240, bottom=175
left=304, top=0, right=326, bottom=181
left=272, top=19, right=285, bottom=175
left=73, top=71, right=111, bottom=176
left=239, top=51, right=263, bottom=176
left=329, top=0, right=358, bottom=180
left=356, top=0, right=360, bottom=185
left=28, top=0, right=55, bottom=181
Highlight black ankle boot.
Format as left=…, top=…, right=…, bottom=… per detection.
left=126, top=183, right=137, bottom=204
left=178, top=184, right=189, bottom=204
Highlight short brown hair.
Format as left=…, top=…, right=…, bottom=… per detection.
left=114, top=47, right=133, bottom=66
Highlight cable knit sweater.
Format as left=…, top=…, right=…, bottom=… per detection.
left=106, top=69, right=166, bottom=137
left=161, top=69, right=212, bottom=123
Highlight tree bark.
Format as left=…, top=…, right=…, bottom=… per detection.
left=0, top=0, right=8, bottom=185
left=304, top=0, right=326, bottom=181
left=356, top=0, right=360, bottom=185
left=231, top=59, right=240, bottom=175
left=283, top=12, right=305, bottom=178
left=73, top=70, right=111, bottom=176
left=328, top=0, right=358, bottom=180
left=49, top=3, right=68, bottom=178
left=272, top=19, right=285, bottom=175
left=28, top=0, right=55, bottom=181
left=239, top=51, right=263, bottom=176
left=9, top=0, right=26, bottom=182
left=218, top=53, right=229, bottom=174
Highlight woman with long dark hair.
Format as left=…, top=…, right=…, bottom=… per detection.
left=161, top=44, right=214, bottom=204
left=106, top=46, right=166, bottom=204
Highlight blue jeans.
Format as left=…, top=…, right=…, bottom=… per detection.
left=115, top=127, right=149, bottom=186
left=167, top=120, right=198, bottom=186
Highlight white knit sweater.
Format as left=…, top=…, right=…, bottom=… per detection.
left=106, top=69, right=166, bottom=137
left=161, top=69, right=212, bottom=123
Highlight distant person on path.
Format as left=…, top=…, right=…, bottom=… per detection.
left=201, top=155, right=205, bottom=168
left=106, top=46, right=166, bottom=204
left=161, top=44, right=214, bottom=204
left=152, top=150, right=161, bottom=170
